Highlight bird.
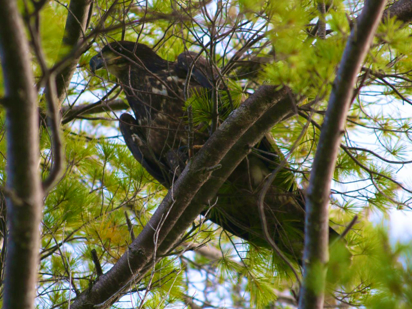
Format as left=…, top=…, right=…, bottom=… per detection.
left=90, top=41, right=215, bottom=185
left=90, top=41, right=346, bottom=263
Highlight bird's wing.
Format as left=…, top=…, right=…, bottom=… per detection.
left=175, top=51, right=217, bottom=89
left=119, top=113, right=171, bottom=186
left=255, top=134, right=300, bottom=193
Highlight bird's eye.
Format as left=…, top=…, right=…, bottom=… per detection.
left=117, top=47, right=123, bottom=52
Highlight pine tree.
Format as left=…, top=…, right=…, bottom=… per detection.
left=0, top=0, right=412, bottom=308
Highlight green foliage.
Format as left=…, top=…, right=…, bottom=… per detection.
left=184, top=80, right=243, bottom=127
left=1, top=0, right=412, bottom=308
left=40, top=2, right=68, bottom=64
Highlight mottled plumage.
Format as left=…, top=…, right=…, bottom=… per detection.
left=90, top=41, right=212, bottom=185
left=90, top=41, right=346, bottom=263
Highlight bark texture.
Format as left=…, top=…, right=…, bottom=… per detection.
left=0, top=1, right=43, bottom=309
left=298, top=1, right=388, bottom=308
left=71, top=86, right=291, bottom=309
left=383, top=0, right=412, bottom=23
left=68, top=0, right=408, bottom=307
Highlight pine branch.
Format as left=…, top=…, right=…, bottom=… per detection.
left=70, top=86, right=291, bottom=309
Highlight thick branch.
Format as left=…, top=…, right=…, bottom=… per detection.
left=383, top=0, right=412, bottom=23
left=0, top=1, right=43, bottom=309
left=298, top=1, right=387, bottom=309
left=158, top=89, right=297, bottom=254
left=55, top=0, right=92, bottom=104
left=117, top=89, right=298, bottom=309
left=66, top=2, right=411, bottom=307
left=71, top=86, right=289, bottom=309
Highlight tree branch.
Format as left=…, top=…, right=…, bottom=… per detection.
left=55, top=0, right=92, bottom=105
left=39, top=0, right=92, bottom=192
left=26, top=7, right=66, bottom=194
left=42, top=74, right=66, bottom=193
left=158, top=88, right=298, bottom=255
left=62, top=99, right=128, bottom=124
left=70, top=86, right=291, bottom=309
left=0, top=1, right=43, bottom=308
left=105, top=88, right=298, bottom=309
left=298, top=1, right=387, bottom=309
left=66, top=0, right=410, bottom=307
left=383, top=0, right=412, bottom=23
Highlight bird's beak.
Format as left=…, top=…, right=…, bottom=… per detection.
left=90, top=54, right=104, bottom=73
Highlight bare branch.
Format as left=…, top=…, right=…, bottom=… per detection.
left=158, top=87, right=298, bottom=255
left=42, top=74, right=66, bottom=193
left=70, top=86, right=290, bottom=309
left=331, top=215, right=358, bottom=247
left=55, top=0, right=92, bottom=105
left=62, top=99, right=128, bottom=124
left=299, top=1, right=387, bottom=309
left=91, top=249, right=103, bottom=277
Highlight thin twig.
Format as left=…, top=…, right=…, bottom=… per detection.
left=124, top=211, right=135, bottom=241
left=331, top=215, right=358, bottom=247
left=42, top=74, right=66, bottom=193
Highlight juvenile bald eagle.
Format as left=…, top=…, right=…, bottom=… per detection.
left=90, top=41, right=215, bottom=185
left=90, top=41, right=344, bottom=262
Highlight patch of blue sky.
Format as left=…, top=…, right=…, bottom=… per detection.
left=342, top=84, right=412, bottom=243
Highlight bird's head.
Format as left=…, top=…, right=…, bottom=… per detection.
left=89, top=41, right=166, bottom=77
